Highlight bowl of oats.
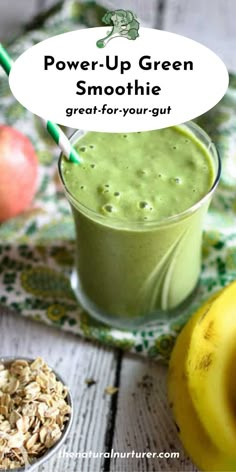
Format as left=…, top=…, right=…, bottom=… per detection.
left=0, top=357, right=73, bottom=470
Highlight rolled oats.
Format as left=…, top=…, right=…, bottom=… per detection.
left=0, top=358, right=71, bottom=470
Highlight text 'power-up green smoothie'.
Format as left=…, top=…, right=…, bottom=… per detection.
left=59, top=125, right=219, bottom=329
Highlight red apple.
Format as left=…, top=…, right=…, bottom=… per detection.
left=0, top=125, right=38, bottom=222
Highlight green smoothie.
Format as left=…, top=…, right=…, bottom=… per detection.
left=59, top=124, right=219, bottom=328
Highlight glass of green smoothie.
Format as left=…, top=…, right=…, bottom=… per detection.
left=58, top=122, right=221, bottom=329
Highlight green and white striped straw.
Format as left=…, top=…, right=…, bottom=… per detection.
left=41, top=118, right=81, bottom=164
left=0, top=43, right=80, bottom=164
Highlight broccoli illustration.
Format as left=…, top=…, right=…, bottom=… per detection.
left=96, top=9, right=140, bottom=48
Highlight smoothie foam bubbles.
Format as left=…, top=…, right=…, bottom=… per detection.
left=61, top=127, right=215, bottom=224
left=59, top=123, right=220, bottom=329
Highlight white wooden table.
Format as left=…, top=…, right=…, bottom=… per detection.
left=0, top=1, right=235, bottom=470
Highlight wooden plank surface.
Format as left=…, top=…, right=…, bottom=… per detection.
left=0, top=310, right=118, bottom=472
left=0, top=0, right=235, bottom=471
left=0, top=308, right=197, bottom=472
left=110, top=355, right=196, bottom=472
left=111, top=1, right=236, bottom=462
left=163, top=0, right=236, bottom=71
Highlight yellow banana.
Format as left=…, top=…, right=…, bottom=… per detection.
left=186, top=280, right=236, bottom=456
left=168, top=290, right=236, bottom=471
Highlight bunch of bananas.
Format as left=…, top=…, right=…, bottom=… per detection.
left=168, top=281, right=236, bottom=471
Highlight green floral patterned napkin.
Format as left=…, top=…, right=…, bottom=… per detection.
left=0, top=1, right=236, bottom=360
